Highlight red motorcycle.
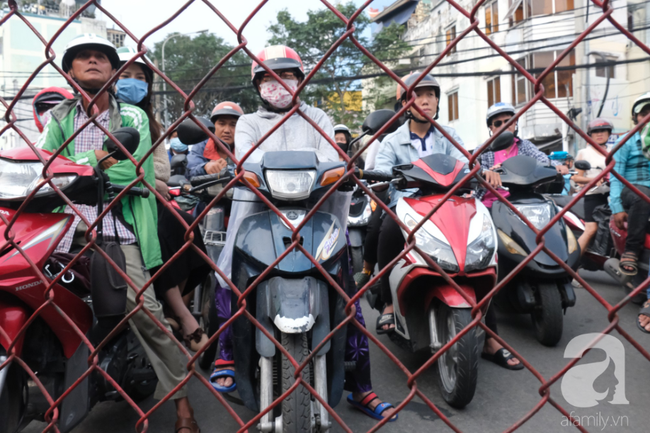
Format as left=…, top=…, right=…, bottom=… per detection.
left=0, top=130, right=158, bottom=433
left=362, top=152, right=497, bottom=409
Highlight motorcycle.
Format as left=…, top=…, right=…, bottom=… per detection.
left=360, top=140, right=502, bottom=409
left=489, top=133, right=580, bottom=347
left=0, top=128, right=157, bottom=433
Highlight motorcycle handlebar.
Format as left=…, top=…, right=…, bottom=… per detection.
left=189, top=168, right=231, bottom=187
left=111, top=184, right=150, bottom=198
left=356, top=169, right=394, bottom=183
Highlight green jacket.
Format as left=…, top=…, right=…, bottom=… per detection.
left=36, top=95, right=162, bottom=269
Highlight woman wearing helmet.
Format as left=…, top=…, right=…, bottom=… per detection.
left=572, top=118, right=611, bottom=255
left=116, top=45, right=213, bottom=357
left=187, top=101, right=244, bottom=178
left=210, top=45, right=397, bottom=422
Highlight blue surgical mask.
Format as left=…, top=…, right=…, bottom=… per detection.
left=170, top=137, right=188, bottom=153
left=116, top=78, right=148, bottom=105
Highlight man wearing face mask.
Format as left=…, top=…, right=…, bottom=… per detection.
left=187, top=101, right=243, bottom=178
left=210, top=45, right=398, bottom=422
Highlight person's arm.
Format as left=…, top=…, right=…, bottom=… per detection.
left=609, top=142, right=628, bottom=215
left=109, top=105, right=154, bottom=185
left=364, top=140, right=381, bottom=170
left=373, top=139, right=398, bottom=175
left=444, top=128, right=469, bottom=164
left=187, top=140, right=209, bottom=177
left=36, top=115, right=99, bottom=166
left=152, top=140, right=170, bottom=183
left=314, top=111, right=339, bottom=162
left=235, top=116, right=265, bottom=163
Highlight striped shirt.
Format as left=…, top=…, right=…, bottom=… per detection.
left=609, top=132, right=650, bottom=214
left=56, top=101, right=137, bottom=253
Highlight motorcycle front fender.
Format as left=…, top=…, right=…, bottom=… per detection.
left=348, top=228, right=365, bottom=248
left=256, top=276, right=330, bottom=357
left=0, top=293, right=30, bottom=355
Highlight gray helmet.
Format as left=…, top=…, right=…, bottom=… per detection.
left=587, top=118, right=613, bottom=135
left=62, top=34, right=120, bottom=73
left=486, top=102, right=516, bottom=127
left=397, top=72, right=441, bottom=101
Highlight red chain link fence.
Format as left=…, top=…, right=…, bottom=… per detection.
left=1, top=0, right=650, bottom=432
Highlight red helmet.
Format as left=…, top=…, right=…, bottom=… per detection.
left=210, top=101, right=244, bottom=122
left=32, top=87, right=74, bottom=133
left=587, top=118, right=613, bottom=135
left=251, top=45, right=305, bottom=85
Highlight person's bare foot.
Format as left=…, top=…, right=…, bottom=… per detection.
left=352, top=391, right=397, bottom=420
left=483, top=337, right=520, bottom=368
left=214, top=367, right=234, bottom=388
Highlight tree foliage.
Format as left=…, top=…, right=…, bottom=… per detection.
left=150, top=33, right=257, bottom=128
left=267, top=2, right=411, bottom=126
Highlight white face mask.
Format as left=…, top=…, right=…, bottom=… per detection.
left=259, top=79, right=298, bottom=109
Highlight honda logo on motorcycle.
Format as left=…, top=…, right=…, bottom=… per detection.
left=15, top=280, right=43, bottom=292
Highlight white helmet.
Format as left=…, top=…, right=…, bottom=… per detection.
left=333, top=124, right=351, bottom=135
left=632, top=92, right=650, bottom=121
left=62, top=33, right=120, bottom=73
left=117, top=46, right=153, bottom=81
left=486, top=102, right=516, bottom=127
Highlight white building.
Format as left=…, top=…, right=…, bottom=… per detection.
left=0, top=6, right=115, bottom=148
left=370, top=0, right=646, bottom=154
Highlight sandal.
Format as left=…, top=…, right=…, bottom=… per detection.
left=376, top=312, right=395, bottom=335
left=347, top=392, right=398, bottom=422
left=637, top=300, right=650, bottom=334
left=620, top=252, right=639, bottom=276
left=210, top=359, right=237, bottom=393
left=481, top=348, right=524, bottom=370
left=175, top=417, right=200, bottom=433
left=184, top=327, right=209, bottom=352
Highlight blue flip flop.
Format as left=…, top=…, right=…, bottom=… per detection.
left=210, top=363, right=237, bottom=393
left=347, top=392, right=398, bottom=422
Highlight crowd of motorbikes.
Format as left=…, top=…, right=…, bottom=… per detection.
left=0, top=109, right=643, bottom=433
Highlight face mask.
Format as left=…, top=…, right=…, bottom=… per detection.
left=169, top=137, right=188, bottom=153
left=116, top=78, right=148, bottom=105
left=259, top=79, right=298, bottom=109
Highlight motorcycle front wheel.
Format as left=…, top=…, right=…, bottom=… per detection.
left=281, top=332, right=313, bottom=433
left=0, top=361, right=25, bottom=433
left=436, top=305, right=479, bottom=409
left=531, top=282, right=563, bottom=347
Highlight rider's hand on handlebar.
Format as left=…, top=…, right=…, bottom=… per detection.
left=155, top=179, right=171, bottom=201
left=484, top=170, right=502, bottom=188
left=613, top=211, right=628, bottom=230
left=555, top=164, right=569, bottom=175
left=205, top=159, right=227, bottom=175
left=95, top=150, right=118, bottom=170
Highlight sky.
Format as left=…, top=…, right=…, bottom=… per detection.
left=97, top=0, right=395, bottom=54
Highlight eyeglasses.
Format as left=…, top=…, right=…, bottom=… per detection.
left=492, top=118, right=513, bottom=128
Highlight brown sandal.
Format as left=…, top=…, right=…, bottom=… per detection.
left=175, top=417, right=200, bottom=433
left=184, top=328, right=209, bottom=352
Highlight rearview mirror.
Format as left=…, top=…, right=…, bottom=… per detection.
left=362, top=109, right=399, bottom=135
left=489, top=131, right=514, bottom=152
left=177, top=117, right=215, bottom=145
left=574, top=160, right=591, bottom=171
left=104, top=127, right=140, bottom=160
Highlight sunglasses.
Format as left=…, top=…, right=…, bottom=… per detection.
left=492, top=118, right=513, bottom=128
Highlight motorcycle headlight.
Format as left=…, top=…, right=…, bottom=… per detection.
left=348, top=201, right=373, bottom=226
left=0, top=159, right=76, bottom=199
left=265, top=170, right=316, bottom=201
left=465, top=214, right=496, bottom=272
left=514, top=203, right=552, bottom=231
left=404, top=214, right=459, bottom=273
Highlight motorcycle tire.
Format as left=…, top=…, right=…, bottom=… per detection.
left=351, top=246, right=364, bottom=275
left=531, top=282, right=563, bottom=347
left=281, top=332, right=312, bottom=433
left=436, top=305, right=479, bottom=409
left=0, top=362, right=25, bottom=433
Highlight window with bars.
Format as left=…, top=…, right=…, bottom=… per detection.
left=511, top=50, right=575, bottom=105
left=487, top=77, right=501, bottom=107
left=485, top=1, right=499, bottom=35
left=448, top=91, right=459, bottom=121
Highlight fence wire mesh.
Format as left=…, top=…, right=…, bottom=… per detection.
left=1, top=0, right=650, bottom=432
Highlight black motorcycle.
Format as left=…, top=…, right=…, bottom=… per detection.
left=489, top=133, right=580, bottom=346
